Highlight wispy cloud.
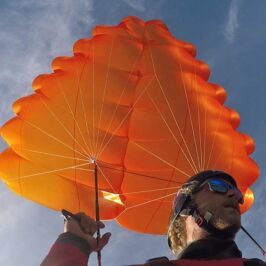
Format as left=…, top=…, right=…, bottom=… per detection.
left=122, top=0, right=146, bottom=12
left=0, top=1, right=94, bottom=265
left=223, top=0, right=240, bottom=43
left=0, top=0, right=93, bottom=125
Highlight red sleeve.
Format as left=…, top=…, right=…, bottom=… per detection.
left=41, top=232, right=90, bottom=266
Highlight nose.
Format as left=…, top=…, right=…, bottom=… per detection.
left=226, top=187, right=240, bottom=202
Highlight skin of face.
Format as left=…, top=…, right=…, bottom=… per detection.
left=186, top=178, right=241, bottom=241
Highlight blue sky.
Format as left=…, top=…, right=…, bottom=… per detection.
left=0, top=0, right=266, bottom=265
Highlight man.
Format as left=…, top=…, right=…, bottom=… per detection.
left=41, top=170, right=265, bottom=266
left=164, top=170, right=266, bottom=266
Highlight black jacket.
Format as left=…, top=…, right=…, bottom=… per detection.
left=144, top=238, right=266, bottom=266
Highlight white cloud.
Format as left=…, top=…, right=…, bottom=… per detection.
left=0, top=1, right=94, bottom=265
left=0, top=0, right=94, bottom=125
left=122, top=0, right=146, bottom=12
left=223, top=0, right=240, bottom=43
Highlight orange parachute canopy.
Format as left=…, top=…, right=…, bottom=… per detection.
left=0, top=17, right=259, bottom=234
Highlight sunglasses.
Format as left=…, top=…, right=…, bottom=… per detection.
left=200, top=179, right=244, bottom=204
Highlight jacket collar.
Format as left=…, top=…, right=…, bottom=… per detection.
left=177, top=238, right=242, bottom=260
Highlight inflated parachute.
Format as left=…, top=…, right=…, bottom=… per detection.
left=0, top=17, right=259, bottom=234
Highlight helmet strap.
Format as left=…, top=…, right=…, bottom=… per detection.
left=182, top=204, right=230, bottom=239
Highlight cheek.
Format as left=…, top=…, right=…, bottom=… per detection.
left=195, top=192, right=224, bottom=214
left=195, top=191, right=221, bottom=210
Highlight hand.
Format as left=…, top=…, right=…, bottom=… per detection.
left=64, top=212, right=111, bottom=252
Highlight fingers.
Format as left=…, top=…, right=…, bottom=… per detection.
left=63, top=211, right=111, bottom=252
left=94, top=232, right=112, bottom=252
left=75, top=212, right=105, bottom=235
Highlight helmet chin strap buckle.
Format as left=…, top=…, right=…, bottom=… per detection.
left=195, top=215, right=204, bottom=226
left=180, top=206, right=213, bottom=228
left=191, top=208, right=229, bottom=237
left=192, top=209, right=213, bottom=228
left=203, top=211, right=212, bottom=223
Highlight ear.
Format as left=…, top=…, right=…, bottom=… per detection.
left=185, top=215, right=194, bottom=223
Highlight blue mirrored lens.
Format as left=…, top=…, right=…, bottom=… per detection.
left=208, top=179, right=244, bottom=204
left=209, top=179, right=228, bottom=193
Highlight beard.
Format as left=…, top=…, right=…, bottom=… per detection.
left=211, top=214, right=241, bottom=239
